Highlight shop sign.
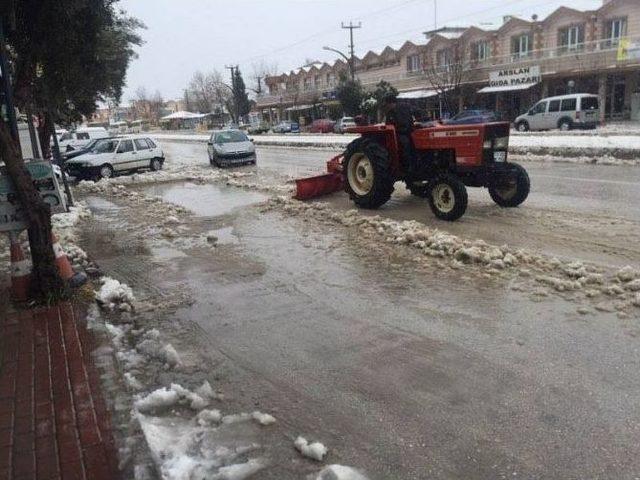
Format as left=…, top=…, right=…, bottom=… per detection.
left=617, top=38, right=640, bottom=61
left=0, top=161, right=66, bottom=233
left=488, top=66, right=541, bottom=88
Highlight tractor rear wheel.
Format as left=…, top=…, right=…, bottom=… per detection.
left=344, top=138, right=394, bottom=209
left=427, top=174, right=468, bottom=221
left=489, top=163, right=530, bottom=207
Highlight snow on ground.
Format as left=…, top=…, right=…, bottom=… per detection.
left=95, top=276, right=135, bottom=312
left=265, top=197, right=640, bottom=316
left=295, top=436, right=328, bottom=462
left=313, top=465, right=370, bottom=480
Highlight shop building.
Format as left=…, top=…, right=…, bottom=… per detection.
left=256, top=0, right=640, bottom=123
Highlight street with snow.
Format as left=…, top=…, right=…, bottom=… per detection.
left=5, top=137, right=637, bottom=479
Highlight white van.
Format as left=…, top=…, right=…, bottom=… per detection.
left=58, top=127, right=110, bottom=151
left=514, top=94, right=600, bottom=132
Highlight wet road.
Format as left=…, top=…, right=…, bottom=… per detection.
left=162, top=141, right=640, bottom=268
left=79, top=154, right=640, bottom=478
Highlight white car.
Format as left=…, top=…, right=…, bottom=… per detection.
left=58, top=127, right=110, bottom=152
left=64, top=136, right=164, bottom=180
left=334, top=117, right=356, bottom=134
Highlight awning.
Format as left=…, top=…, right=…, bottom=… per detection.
left=397, top=89, right=439, bottom=99
left=478, top=83, right=538, bottom=94
left=284, top=104, right=315, bottom=112
left=161, top=111, right=209, bottom=120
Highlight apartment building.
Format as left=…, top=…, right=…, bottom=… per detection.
left=256, top=0, right=640, bottom=123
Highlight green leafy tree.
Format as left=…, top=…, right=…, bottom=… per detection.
left=372, top=80, right=398, bottom=121
left=335, top=73, right=364, bottom=117
left=0, top=0, right=143, bottom=302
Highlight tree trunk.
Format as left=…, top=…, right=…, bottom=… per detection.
left=0, top=119, right=65, bottom=302
left=37, top=113, right=52, bottom=159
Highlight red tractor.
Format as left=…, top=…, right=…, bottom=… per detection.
left=296, top=121, right=530, bottom=221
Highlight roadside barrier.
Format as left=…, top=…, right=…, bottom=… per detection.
left=9, top=232, right=32, bottom=302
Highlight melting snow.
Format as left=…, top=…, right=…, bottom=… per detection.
left=295, top=436, right=328, bottom=462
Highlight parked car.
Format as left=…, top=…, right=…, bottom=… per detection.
left=272, top=121, right=300, bottom=134
left=308, top=119, right=336, bottom=133
left=60, top=138, right=102, bottom=161
left=207, top=129, right=256, bottom=168
left=64, top=136, right=164, bottom=180
left=514, top=93, right=599, bottom=132
left=443, top=109, right=498, bottom=125
left=334, top=117, right=356, bottom=134
left=248, top=122, right=270, bottom=135
left=57, top=127, right=110, bottom=152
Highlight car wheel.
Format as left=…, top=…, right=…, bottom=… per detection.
left=516, top=121, right=529, bottom=132
left=558, top=119, right=572, bottom=131
left=150, top=158, right=163, bottom=171
left=427, top=174, right=468, bottom=221
left=97, top=164, right=114, bottom=180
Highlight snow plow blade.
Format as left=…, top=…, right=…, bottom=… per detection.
left=294, top=173, right=343, bottom=200
left=293, top=155, right=344, bottom=200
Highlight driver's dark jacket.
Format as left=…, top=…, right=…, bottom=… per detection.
left=385, top=103, right=414, bottom=134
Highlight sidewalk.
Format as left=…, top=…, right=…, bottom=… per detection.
left=0, top=302, right=120, bottom=480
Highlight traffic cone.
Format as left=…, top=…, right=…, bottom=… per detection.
left=9, top=232, right=32, bottom=302
left=51, top=233, right=87, bottom=288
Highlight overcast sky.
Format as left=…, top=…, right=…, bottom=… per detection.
left=117, top=0, right=602, bottom=102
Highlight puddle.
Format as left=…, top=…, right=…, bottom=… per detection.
left=85, top=196, right=121, bottom=212
left=150, top=244, right=189, bottom=261
left=205, top=226, right=238, bottom=245
left=141, top=182, right=267, bottom=217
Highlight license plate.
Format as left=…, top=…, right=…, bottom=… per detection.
left=494, top=151, right=507, bottom=162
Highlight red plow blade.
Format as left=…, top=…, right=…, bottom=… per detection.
left=293, top=154, right=344, bottom=200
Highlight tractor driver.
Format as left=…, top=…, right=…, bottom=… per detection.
left=383, top=93, right=415, bottom=175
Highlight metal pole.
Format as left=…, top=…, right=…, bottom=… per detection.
left=0, top=20, right=18, bottom=142
left=26, top=108, right=40, bottom=158
left=48, top=114, right=74, bottom=208
left=341, top=22, right=361, bottom=81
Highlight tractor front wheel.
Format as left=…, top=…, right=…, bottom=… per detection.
left=344, top=138, right=394, bottom=209
left=489, top=163, right=530, bottom=207
left=427, top=174, right=468, bottom=221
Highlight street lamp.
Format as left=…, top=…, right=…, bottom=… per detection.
left=323, top=46, right=355, bottom=81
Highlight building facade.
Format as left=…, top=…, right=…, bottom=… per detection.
left=256, top=0, right=640, bottom=123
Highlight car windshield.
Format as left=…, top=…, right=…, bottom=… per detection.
left=59, top=132, right=72, bottom=141
left=214, top=131, right=249, bottom=144
left=90, top=138, right=119, bottom=153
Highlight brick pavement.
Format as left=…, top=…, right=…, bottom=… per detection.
left=0, top=302, right=120, bottom=480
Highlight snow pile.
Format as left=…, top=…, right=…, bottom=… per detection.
left=315, top=465, right=370, bottom=480
left=268, top=197, right=640, bottom=312
left=135, top=329, right=182, bottom=369
left=134, top=387, right=180, bottom=413
left=197, top=409, right=222, bottom=426
left=51, top=203, right=92, bottom=243
left=95, top=276, right=135, bottom=311
left=295, top=436, right=328, bottom=462
left=137, top=414, right=266, bottom=480
left=220, top=412, right=276, bottom=427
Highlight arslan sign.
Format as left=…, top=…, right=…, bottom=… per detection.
left=0, top=161, right=67, bottom=233
left=488, top=66, right=541, bottom=88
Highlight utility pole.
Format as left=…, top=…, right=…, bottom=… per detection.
left=341, top=21, right=361, bottom=81
left=434, top=0, right=437, bottom=30
left=225, top=64, right=237, bottom=123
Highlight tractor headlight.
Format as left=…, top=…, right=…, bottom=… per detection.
left=483, top=139, right=492, bottom=149
left=494, top=136, right=509, bottom=150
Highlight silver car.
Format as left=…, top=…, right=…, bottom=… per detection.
left=207, top=130, right=256, bottom=168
